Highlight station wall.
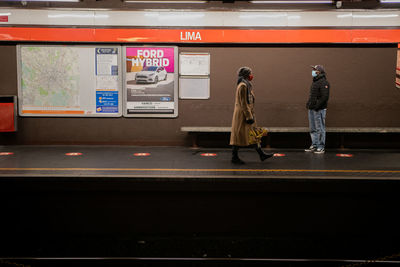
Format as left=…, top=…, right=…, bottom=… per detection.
left=0, top=44, right=398, bottom=145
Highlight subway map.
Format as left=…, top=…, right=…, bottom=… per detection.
left=20, top=46, right=80, bottom=108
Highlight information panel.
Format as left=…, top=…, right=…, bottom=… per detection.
left=17, top=45, right=122, bottom=117
left=123, top=46, right=178, bottom=118
left=179, top=77, right=210, bottom=99
left=179, top=53, right=210, bottom=76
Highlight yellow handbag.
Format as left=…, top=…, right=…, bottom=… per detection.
left=249, top=127, right=268, bottom=145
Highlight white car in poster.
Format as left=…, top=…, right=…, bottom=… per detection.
left=135, top=66, right=167, bottom=84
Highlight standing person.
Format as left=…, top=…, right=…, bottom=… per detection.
left=305, top=65, right=330, bottom=154
left=230, top=67, right=273, bottom=164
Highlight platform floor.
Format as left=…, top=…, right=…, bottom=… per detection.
left=2, top=146, right=400, bottom=266
left=0, top=145, right=399, bottom=180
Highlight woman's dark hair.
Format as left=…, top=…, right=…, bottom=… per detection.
left=237, top=66, right=252, bottom=79
left=237, top=66, right=252, bottom=85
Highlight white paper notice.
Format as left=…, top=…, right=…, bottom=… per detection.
left=96, top=76, right=118, bottom=90
left=97, top=54, right=118, bottom=75
left=179, top=53, right=210, bottom=76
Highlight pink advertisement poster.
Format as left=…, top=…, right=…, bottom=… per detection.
left=126, top=47, right=175, bottom=73
left=125, top=46, right=177, bottom=117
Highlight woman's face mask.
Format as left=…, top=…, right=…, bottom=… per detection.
left=248, top=74, right=254, bottom=81
left=312, top=70, right=318, bottom=77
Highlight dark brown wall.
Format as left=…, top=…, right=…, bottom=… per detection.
left=0, top=45, right=399, bottom=145
left=180, top=46, right=399, bottom=127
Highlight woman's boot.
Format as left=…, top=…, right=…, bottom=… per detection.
left=231, top=146, right=245, bottom=164
left=255, top=144, right=273, bottom=161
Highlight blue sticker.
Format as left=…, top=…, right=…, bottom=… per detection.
left=160, top=97, right=171, bottom=101
left=96, top=91, right=119, bottom=113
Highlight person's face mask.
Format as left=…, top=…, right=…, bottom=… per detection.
left=312, top=70, right=318, bottom=77
left=248, top=74, right=254, bottom=81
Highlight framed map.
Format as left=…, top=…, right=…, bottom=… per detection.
left=17, top=45, right=122, bottom=117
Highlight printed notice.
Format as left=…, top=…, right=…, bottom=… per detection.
left=179, top=53, right=210, bottom=76
left=96, top=48, right=118, bottom=76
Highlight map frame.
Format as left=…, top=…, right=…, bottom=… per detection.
left=17, top=44, right=123, bottom=117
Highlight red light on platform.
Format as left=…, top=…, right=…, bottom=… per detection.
left=0, top=152, right=13, bottom=156
left=336, top=153, right=354, bottom=158
left=201, top=153, right=217, bottom=157
left=134, top=153, right=151, bottom=157
left=273, top=153, right=286, bottom=157
left=65, top=152, right=82, bottom=156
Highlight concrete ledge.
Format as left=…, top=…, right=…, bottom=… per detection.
left=181, top=127, right=400, bottom=133
left=181, top=126, right=400, bottom=148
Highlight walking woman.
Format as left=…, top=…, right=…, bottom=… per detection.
left=230, top=67, right=273, bottom=164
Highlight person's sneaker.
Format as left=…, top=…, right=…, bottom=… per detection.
left=304, top=146, right=316, bottom=152
left=314, top=148, right=325, bottom=154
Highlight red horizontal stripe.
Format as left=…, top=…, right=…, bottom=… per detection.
left=0, top=27, right=400, bottom=43
left=0, top=27, right=95, bottom=42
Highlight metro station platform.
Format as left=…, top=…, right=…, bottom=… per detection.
left=0, top=145, right=399, bottom=180
left=1, top=146, right=400, bottom=266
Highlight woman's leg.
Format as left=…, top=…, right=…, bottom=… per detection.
left=254, top=143, right=273, bottom=161
left=231, top=145, right=245, bottom=164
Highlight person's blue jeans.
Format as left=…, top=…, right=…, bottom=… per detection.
left=308, top=109, right=326, bottom=149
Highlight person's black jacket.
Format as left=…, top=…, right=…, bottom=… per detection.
left=306, top=73, right=330, bottom=110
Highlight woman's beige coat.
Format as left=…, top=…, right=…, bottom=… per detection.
left=230, top=81, right=255, bottom=146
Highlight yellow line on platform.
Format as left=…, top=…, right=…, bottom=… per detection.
left=0, top=168, right=399, bottom=173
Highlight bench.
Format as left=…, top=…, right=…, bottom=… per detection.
left=181, top=126, right=400, bottom=148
